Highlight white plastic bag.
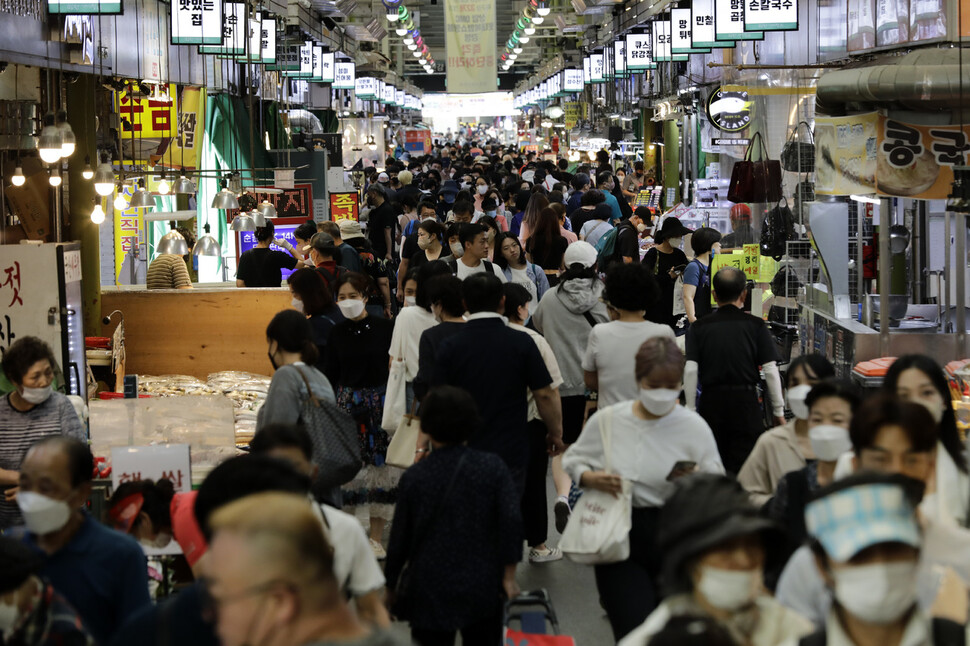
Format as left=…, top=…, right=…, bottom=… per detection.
left=560, top=405, right=633, bottom=564
left=380, top=358, right=407, bottom=432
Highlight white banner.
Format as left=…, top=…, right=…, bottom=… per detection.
left=445, top=0, right=497, bottom=94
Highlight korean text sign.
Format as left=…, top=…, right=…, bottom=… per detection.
left=329, top=192, right=360, bottom=222
left=445, top=0, right=497, bottom=93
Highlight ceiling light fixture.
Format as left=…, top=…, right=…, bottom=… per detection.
left=193, top=223, right=221, bottom=256
left=48, top=167, right=62, bottom=187
left=90, top=201, right=105, bottom=224
left=212, top=179, right=240, bottom=210
left=11, top=164, right=25, bottom=187
left=128, top=178, right=154, bottom=209
left=55, top=110, right=76, bottom=158
left=93, top=162, right=116, bottom=196
left=38, top=113, right=63, bottom=164
left=82, top=156, right=94, bottom=180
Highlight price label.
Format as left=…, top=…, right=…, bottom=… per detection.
left=742, top=244, right=761, bottom=280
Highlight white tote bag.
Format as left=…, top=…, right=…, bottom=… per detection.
left=380, top=358, right=408, bottom=432
left=560, top=405, right=633, bottom=565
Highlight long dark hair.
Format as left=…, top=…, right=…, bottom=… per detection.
left=287, top=268, right=334, bottom=316
left=884, top=355, right=967, bottom=473
left=493, top=232, right=524, bottom=271
left=526, top=206, right=564, bottom=256
left=266, top=310, right=319, bottom=365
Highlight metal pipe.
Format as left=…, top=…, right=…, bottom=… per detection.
left=706, top=62, right=844, bottom=70
left=879, top=198, right=892, bottom=356
left=957, top=211, right=967, bottom=349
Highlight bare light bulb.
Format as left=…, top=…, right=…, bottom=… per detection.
left=157, top=179, right=171, bottom=195
left=48, top=168, right=62, bottom=187
left=91, top=203, right=106, bottom=224
left=11, top=167, right=25, bottom=186
left=114, top=194, right=128, bottom=210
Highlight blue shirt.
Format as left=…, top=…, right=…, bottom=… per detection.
left=509, top=211, right=525, bottom=237
left=16, top=512, right=151, bottom=645
left=566, top=191, right=584, bottom=217
left=602, top=191, right=623, bottom=222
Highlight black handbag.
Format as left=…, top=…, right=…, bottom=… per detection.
left=760, top=197, right=797, bottom=261
left=795, top=179, right=815, bottom=203
left=728, top=132, right=784, bottom=203
left=781, top=121, right=816, bottom=173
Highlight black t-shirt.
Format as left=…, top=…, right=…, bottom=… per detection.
left=367, top=201, right=397, bottom=258
left=615, top=221, right=640, bottom=262
left=685, top=304, right=779, bottom=387
left=324, top=316, right=394, bottom=389
left=570, top=206, right=596, bottom=233
left=401, top=232, right=420, bottom=261
left=236, top=247, right=297, bottom=287
left=346, top=239, right=390, bottom=308
left=526, top=235, right=568, bottom=271
left=408, top=244, right=452, bottom=271
left=642, top=246, right=689, bottom=327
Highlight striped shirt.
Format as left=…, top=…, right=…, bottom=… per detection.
left=0, top=392, right=85, bottom=529
left=146, top=254, right=191, bottom=290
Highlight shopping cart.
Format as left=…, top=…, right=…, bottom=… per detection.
left=503, top=589, right=576, bottom=646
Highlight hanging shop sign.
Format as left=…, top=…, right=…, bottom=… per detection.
left=548, top=73, right=562, bottom=97
left=706, top=86, right=750, bottom=132
left=309, top=45, right=325, bottom=81
left=199, top=2, right=246, bottom=55
left=329, top=192, right=360, bottom=221
left=564, top=102, right=581, bottom=130
left=115, top=85, right=176, bottom=138
left=745, top=0, right=798, bottom=31
left=691, top=0, right=729, bottom=47
left=563, top=68, right=584, bottom=92
left=396, top=89, right=406, bottom=106
left=113, top=183, right=144, bottom=286
left=714, top=0, right=763, bottom=41
left=48, top=0, right=120, bottom=14
left=319, top=52, right=335, bottom=83
left=227, top=185, right=314, bottom=222
left=445, top=0, right=497, bottom=93
left=614, top=40, right=627, bottom=77
left=333, top=62, right=355, bottom=89
left=583, top=56, right=591, bottom=84
left=355, top=77, right=377, bottom=99
left=590, top=53, right=605, bottom=83
left=874, top=115, right=970, bottom=199
left=259, top=17, right=276, bottom=64
left=157, top=86, right=206, bottom=169
left=653, top=19, right=688, bottom=62
left=814, top=112, right=878, bottom=197
left=671, top=8, right=712, bottom=53
left=625, top=32, right=655, bottom=70
left=234, top=12, right=261, bottom=62
left=171, top=0, right=223, bottom=45
left=267, top=45, right=299, bottom=72
left=382, top=83, right=396, bottom=104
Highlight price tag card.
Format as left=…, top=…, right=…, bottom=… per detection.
left=742, top=244, right=760, bottom=280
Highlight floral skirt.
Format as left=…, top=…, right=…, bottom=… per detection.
left=337, top=385, right=400, bottom=519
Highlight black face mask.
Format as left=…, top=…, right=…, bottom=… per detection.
left=267, top=345, right=279, bottom=371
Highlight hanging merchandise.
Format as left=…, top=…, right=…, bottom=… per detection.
left=727, top=132, right=783, bottom=203
left=781, top=121, right=816, bottom=172
left=760, top=197, right=797, bottom=260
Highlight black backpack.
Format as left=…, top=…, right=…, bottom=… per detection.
left=760, top=197, right=797, bottom=260
left=799, top=618, right=965, bottom=646
left=445, top=256, right=495, bottom=277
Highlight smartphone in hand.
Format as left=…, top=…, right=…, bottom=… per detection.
left=666, top=460, right=698, bottom=481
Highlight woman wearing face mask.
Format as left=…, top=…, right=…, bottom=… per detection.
left=473, top=177, right=490, bottom=213
left=494, top=232, right=549, bottom=317
left=883, top=354, right=970, bottom=526
left=287, top=268, right=342, bottom=372
left=325, top=273, right=397, bottom=559
left=642, top=218, right=693, bottom=331
left=683, top=227, right=722, bottom=325
left=766, top=380, right=861, bottom=553
left=0, top=337, right=84, bottom=531
left=524, top=207, right=569, bottom=286
left=483, top=192, right=509, bottom=232
left=409, top=220, right=450, bottom=271
left=563, top=337, right=725, bottom=641
left=738, top=355, right=836, bottom=507
left=619, top=474, right=814, bottom=646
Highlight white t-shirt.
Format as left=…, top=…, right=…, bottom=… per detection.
left=582, top=320, right=676, bottom=407
left=563, top=402, right=724, bottom=508
left=581, top=219, right=612, bottom=247
left=455, top=258, right=507, bottom=282
left=312, top=503, right=386, bottom=596
left=388, top=305, right=437, bottom=380
left=510, top=323, right=563, bottom=421
left=507, top=266, right=539, bottom=315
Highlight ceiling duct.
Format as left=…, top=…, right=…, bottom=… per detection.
left=816, top=49, right=970, bottom=114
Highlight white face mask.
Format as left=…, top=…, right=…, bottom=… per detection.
left=832, top=561, right=918, bottom=624
left=786, top=384, right=813, bottom=420
left=638, top=388, right=680, bottom=417
left=636, top=222, right=648, bottom=233
left=417, top=237, right=433, bottom=250
left=477, top=185, right=488, bottom=195
left=337, top=298, right=366, bottom=319
left=290, top=298, right=304, bottom=313
left=0, top=597, right=20, bottom=635
left=450, top=242, right=465, bottom=258
left=20, top=386, right=52, bottom=405
left=17, top=491, right=72, bottom=535
left=696, top=566, right=759, bottom=611
left=668, top=236, right=683, bottom=248
left=404, top=295, right=417, bottom=307
left=809, top=424, right=853, bottom=462
left=912, top=397, right=946, bottom=424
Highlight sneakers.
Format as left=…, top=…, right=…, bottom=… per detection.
left=369, top=538, right=386, bottom=560
left=554, top=498, right=571, bottom=534
left=529, top=546, right=563, bottom=563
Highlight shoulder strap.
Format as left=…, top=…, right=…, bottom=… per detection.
left=582, top=310, right=598, bottom=327
left=483, top=260, right=494, bottom=274
left=932, top=618, right=966, bottom=646
left=292, top=365, right=321, bottom=407
left=444, top=256, right=459, bottom=274
left=798, top=630, right=827, bottom=646
left=601, top=405, right=615, bottom=473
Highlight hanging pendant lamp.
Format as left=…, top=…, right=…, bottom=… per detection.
left=157, top=222, right=189, bottom=255
left=193, top=223, right=221, bottom=256
left=230, top=211, right=256, bottom=231
left=212, top=179, right=240, bottom=210
left=129, top=179, right=155, bottom=209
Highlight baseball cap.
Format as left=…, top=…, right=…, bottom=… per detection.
left=377, top=172, right=389, bottom=183
left=307, top=232, right=337, bottom=253
left=805, top=473, right=923, bottom=563
left=563, top=241, right=598, bottom=268
left=730, top=203, right=752, bottom=220
left=337, top=218, right=365, bottom=240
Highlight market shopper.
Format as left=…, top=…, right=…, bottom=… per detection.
left=307, top=231, right=347, bottom=293
left=533, top=241, right=610, bottom=530
left=618, top=473, right=813, bottom=646
left=339, top=220, right=394, bottom=319
left=0, top=337, right=85, bottom=530
left=236, top=219, right=301, bottom=287
left=494, top=232, right=550, bottom=317
left=595, top=171, right=623, bottom=222
left=412, top=275, right=466, bottom=403
left=429, top=273, right=565, bottom=493
left=206, top=493, right=405, bottom=646
left=13, top=437, right=151, bottom=645
left=642, top=217, right=692, bottom=331
left=0, top=535, right=95, bottom=646
left=685, top=266, right=784, bottom=474
left=145, top=253, right=192, bottom=289
left=408, top=219, right=451, bottom=271
left=682, top=227, right=722, bottom=324
left=720, top=204, right=757, bottom=249
left=883, top=354, right=970, bottom=525
left=384, top=386, right=523, bottom=646
left=738, top=354, right=837, bottom=506
left=565, top=337, right=724, bottom=641
left=317, top=221, right=362, bottom=274
left=565, top=174, right=591, bottom=218
left=579, top=203, right=614, bottom=247
left=365, top=184, right=396, bottom=262
left=287, top=267, right=342, bottom=370
left=326, top=273, right=397, bottom=558
left=445, top=223, right=506, bottom=281
left=503, top=283, right=564, bottom=564
left=583, top=263, right=675, bottom=408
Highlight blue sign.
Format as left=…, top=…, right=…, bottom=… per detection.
left=237, top=224, right=302, bottom=281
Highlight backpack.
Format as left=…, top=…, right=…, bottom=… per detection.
left=594, top=225, right=620, bottom=267
left=445, top=256, right=495, bottom=277
left=799, top=618, right=965, bottom=646
left=760, top=197, right=797, bottom=260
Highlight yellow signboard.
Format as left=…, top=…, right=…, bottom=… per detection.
left=157, top=87, right=206, bottom=170
left=114, top=84, right=177, bottom=138
left=564, top=102, right=581, bottom=130
left=113, top=184, right=143, bottom=285
left=742, top=244, right=760, bottom=280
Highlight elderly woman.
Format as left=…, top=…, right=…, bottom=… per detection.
left=564, top=336, right=724, bottom=641
left=0, top=337, right=84, bottom=530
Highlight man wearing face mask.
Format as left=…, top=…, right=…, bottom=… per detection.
left=1, top=337, right=84, bottom=531
left=596, top=171, right=623, bottom=222
left=0, top=536, right=95, bottom=646
left=12, top=437, right=151, bottom=645
left=782, top=472, right=970, bottom=646
left=618, top=473, right=813, bottom=646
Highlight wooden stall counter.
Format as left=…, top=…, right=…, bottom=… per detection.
left=100, top=287, right=291, bottom=379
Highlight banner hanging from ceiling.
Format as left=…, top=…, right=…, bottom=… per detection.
left=445, top=0, right=497, bottom=94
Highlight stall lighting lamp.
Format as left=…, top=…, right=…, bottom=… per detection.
left=114, top=189, right=129, bottom=210
left=82, top=156, right=94, bottom=180
left=91, top=201, right=105, bottom=224
left=48, top=167, right=62, bottom=187
left=11, top=165, right=25, bottom=187
left=536, top=0, right=550, bottom=16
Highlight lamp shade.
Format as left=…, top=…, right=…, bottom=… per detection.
left=230, top=212, right=256, bottom=231
left=93, top=163, right=116, bottom=196
left=212, top=188, right=240, bottom=210
left=257, top=200, right=277, bottom=219
left=173, top=175, right=196, bottom=195
left=251, top=209, right=266, bottom=227
left=38, top=125, right=63, bottom=164
left=129, top=182, right=155, bottom=209
left=157, top=229, right=189, bottom=255
left=192, top=234, right=221, bottom=256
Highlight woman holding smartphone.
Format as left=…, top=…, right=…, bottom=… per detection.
left=563, top=337, right=724, bottom=641
left=642, top=218, right=692, bottom=332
